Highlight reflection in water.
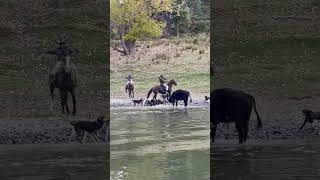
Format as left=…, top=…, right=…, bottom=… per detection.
left=211, top=140, right=320, bottom=180
left=0, top=144, right=108, bottom=180
left=111, top=108, right=210, bottom=180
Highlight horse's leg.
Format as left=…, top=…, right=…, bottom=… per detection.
left=153, top=92, right=157, bottom=100
left=71, top=88, right=77, bottom=115
left=65, top=91, right=70, bottom=114
left=82, top=132, right=87, bottom=143
left=93, top=132, right=99, bottom=142
left=60, top=89, right=65, bottom=114
left=50, top=83, right=55, bottom=99
left=50, top=83, right=55, bottom=112
left=132, top=89, right=134, bottom=98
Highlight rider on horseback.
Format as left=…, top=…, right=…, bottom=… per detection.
left=159, top=74, right=169, bottom=94
left=46, top=39, right=77, bottom=86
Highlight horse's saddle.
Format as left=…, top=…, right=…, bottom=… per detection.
left=160, top=83, right=168, bottom=93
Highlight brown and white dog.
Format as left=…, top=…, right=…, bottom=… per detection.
left=70, top=116, right=107, bottom=143
left=132, top=98, right=143, bottom=106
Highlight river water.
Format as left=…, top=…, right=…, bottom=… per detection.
left=110, top=107, right=210, bottom=180
left=3, top=108, right=320, bottom=180
left=0, top=144, right=108, bottom=180
left=211, top=140, right=320, bottom=180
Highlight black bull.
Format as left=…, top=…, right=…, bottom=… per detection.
left=210, top=88, right=262, bottom=144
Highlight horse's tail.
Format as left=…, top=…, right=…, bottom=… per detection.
left=147, top=88, right=153, bottom=99
left=251, top=95, right=262, bottom=129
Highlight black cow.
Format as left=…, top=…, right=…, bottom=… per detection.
left=210, top=88, right=262, bottom=144
left=168, top=89, right=192, bottom=107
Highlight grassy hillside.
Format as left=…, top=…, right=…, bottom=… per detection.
left=0, top=0, right=108, bottom=118
left=212, top=0, right=320, bottom=99
left=110, top=34, right=210, bottom=99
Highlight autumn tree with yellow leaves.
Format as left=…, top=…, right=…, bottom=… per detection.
left=111, top=0, right=173, bottom=55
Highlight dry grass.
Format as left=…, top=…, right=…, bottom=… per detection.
left=110, top=34, right=210, bottom=99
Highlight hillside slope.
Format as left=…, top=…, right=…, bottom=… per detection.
left=0, top=0, right=108, bottom=118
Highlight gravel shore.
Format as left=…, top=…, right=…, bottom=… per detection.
left=214, top=116, right=320, bottom=142
left=0, top=117, right=107, bottom=144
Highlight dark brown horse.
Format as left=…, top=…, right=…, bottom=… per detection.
left=147, top=79, right=177, bottom=99
left=125, top=83, right=134, bottom=98
left=50, top=56, right=77, bottom=115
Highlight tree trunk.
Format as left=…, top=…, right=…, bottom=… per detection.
left=176, top=25, right=180, bottom=37
left=121, top=39, right=136, bottom=55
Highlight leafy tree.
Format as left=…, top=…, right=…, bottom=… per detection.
left=172, top=0, right=191, bottom=36
left=170, top=0, right=209, bottom=36
left=190, top=0, right=209, bottom=34
left=110, top=0, right=173, bottom=55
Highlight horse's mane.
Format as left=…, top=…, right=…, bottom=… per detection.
left=168, top=79, right=177, bottom=86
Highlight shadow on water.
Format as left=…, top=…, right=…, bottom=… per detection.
left=0, top=144, right=108, bottom=180
left=111, top=107, right=210, bottom=180
left=211, top=140, right=320, bottom=180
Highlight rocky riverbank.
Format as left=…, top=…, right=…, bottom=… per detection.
left=214, top=118, right=320, bottom=143
left=0, top=117, right=107, bottom=144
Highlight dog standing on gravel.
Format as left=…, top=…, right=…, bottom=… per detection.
left=132, top=98, right=143, bottom=106
left=70, top=116, right=106, bottom=143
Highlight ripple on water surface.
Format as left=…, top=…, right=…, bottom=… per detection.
left=211, top=139, right=320, bottom=180
left=111, top=108, right=210, bottom=180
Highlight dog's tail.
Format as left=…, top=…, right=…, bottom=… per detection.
left=251, top=95, right=262, bottom=129
left=147, top=88, right=153, bottom=99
